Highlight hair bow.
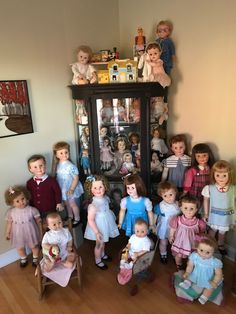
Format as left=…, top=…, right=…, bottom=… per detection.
left=9, top=187, right=15, bottom=194
left=86, top=175, right=95, bottom=182
left=121, top=173, right=132, bottom=180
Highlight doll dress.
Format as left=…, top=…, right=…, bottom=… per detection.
left=84, top=196, right=119, bottom=242
left=7, top=206, right=40, bottom=249
left=170, top=215, right=206, bottom=257
left=188, top=252, right=223, bottom=289
left=100, top=146, right=114, bottom=162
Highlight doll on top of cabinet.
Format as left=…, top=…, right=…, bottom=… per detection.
left=71, top=45, right=97, bottom=85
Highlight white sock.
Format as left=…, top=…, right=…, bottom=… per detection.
left=95, top=259, right=105, bottom=267
left=179, top=279, right=191, bottom=289
left=198, top=294, right=208, bottom=305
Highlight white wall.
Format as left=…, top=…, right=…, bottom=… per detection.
left=0, top=0, right=119, bottom=254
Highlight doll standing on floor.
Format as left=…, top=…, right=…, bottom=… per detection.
left=52, top=141, right=84, bottom=225
left=183, top=143, right=215, bottom=207
left=162, top=134, right=191, bottom=192
left=202, top=160, right=236, bottom=255
left=118, top=174, right=154, bottom=236
left=84, top=175, right=119, bottom=270
left=5, top=186, right=41, bottom=267
left=154, top=181, right=180, bottom=264
left=169, top=194, right=206, bottom=270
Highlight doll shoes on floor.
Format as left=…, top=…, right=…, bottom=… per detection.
left=160, top=255, right=168, bottom=264
left=95, top=261, right=108, bottom=270
left=102, top=254, right=112, bottom=262
left=20, top=258, right=28, bottom=268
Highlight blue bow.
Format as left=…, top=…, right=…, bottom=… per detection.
left=86, top=175, right=96, bottom=182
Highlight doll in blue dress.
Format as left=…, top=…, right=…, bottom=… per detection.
left=118, top=174, right=154, bottom=236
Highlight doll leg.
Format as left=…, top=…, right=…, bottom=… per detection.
left=17, top=247, right=28, bottom=267
left=218, top=231, right=226, bottom=254
left=65, top=198, right=80, bottom=223
left=159, top=239, right=168, bottom=263
left=198, top=287, right=214, bottom=304
left=94, top=241, right=108, bottom=270
left=31, top=245, right=39, bottom=267
left=63, top=252, right=76, bottom=268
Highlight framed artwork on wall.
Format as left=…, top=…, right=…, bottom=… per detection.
left=0, top=80, right=34, bottom=138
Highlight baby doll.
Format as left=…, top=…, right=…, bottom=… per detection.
left=117, top=99, right=127, bottom=122
left=5, top=186, right=41, bottom=267
left=84, top=175, right=119, bottom=270
left=118, top=174, right=154, bottom=236
left=140, top=42, right=171, bottom=87
left=169, top=194, right=206, bottom=270
left=150, top=151, right=163, bottom=174
left=151, top=127, right=168, bottom=160
left=150, top=96, right=168, bottom=125
left=162, top=134, right=191, bottom=191
left=129, top=98, right=141, bottom=123
left=71, top=45, right=97, bottom=85
left=100, top=99, right=114, bottom=123
left=119, top=152, right=136, bottom=175
left=117, top=219, right=151, bottom=285
left=154, top=182, right=180, bottom=263
left=156, top=20, right=176, bottom=75
left=202, top=160, right=236, bottom=255
left=52, top=141, right=84, bottom=225
left=180, top=237, right=223, bottom=305
left=129, top=132, right=141, bottom=169
left=26, top=154, right=63, bottom=218
left=80, top=149, right=91, bottom=175
left=183, top=143, right=215, bottom=207
left=42, top=213, right=75, bottom=272
left=100, top=136, right=114, bottom=171
left=75, top=100, right=88, bottom=125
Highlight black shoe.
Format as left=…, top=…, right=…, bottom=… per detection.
left=95, top=261, right=108, bottom=270
left=20, top=259, right=28, bottom=268
left=160, top=256, right=167, bottom=264
left=72, top=220, right=81, bottom=228
left=102, top=255, right=112, bottom=262
left=32, top=258, right=38, bottom=267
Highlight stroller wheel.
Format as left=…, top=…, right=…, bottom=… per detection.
left=130, top=284, right=138, bottom=296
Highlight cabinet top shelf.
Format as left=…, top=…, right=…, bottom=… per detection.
left=69, top=82, right=166, bottom=100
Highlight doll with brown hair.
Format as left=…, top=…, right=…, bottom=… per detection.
left=80, top=126, right=90, bottom=150
left=117, top=99, right=127, bottom=122
left=118, top=174, right=154, bottom=236
left=129, top=98, right=141, bottom=123
left=151, top=127, right=168, bottom=160
left=100, top=136, right=114, bottom=171
left=84, top=175, right=119, bottom=270
left=151, top=151, right=163, bottom=174
left=156, top=20, right=176, bottom=75
left=52, top=141, right=84, bottom=225
left=162, top=134, right=191, bottom=191
left=150, top=96, right=168, bottom=125
left=5, top=186, right=41, bottom=267
left=71, top=45, right=97, bottom=85
left=100, top=99, right=114, bottom=123
left=202, top=160, right=236, bottom=255
left=129, top=132, right=141, bottom=168
left=113, top=137, right=128, bottom=172
left=119, top=152, right=136, bottom=175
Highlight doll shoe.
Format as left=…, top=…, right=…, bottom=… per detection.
left=20, top=258, right=28, bottom=268
left=95, top=261, right=108, bottom=270
left=160, top=256, right=167, bottom=264
left=102, top=254, right=112, bottom=262
left=72, top=219, right=81, bottom=228
left=32, top=257, right=38, bottom=267
left=218, top=246, right=227, bottom=255
left=176, top=264, right=185, bottom=271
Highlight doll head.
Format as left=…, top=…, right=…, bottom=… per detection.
left=196, top=237, right=217, bottom=260
left=129, top=132, right=140, bottom=145
left=53, top=141, right=70, bottom=162
left=83, top=126, right=90, bottom=136
left=210, top=160, right=233, bottom=186
left=169, top=134, right=188, bottom=157
left=115, top=138, right=127, bottom=152
left=84, top=174, right=109, bottom=198
left=157, top=181, right=177, bottom=204
left=123, top=174, right=146, bottom=197
left=82, top=149, right=89, bottom=157
left=76, top=45, right=93, bottom=65
left=123, top=152, right=133, bottom=163
left=100, top=126, right=108, bottom=138
left=102, top=136, right=111, bottom=147
left=152, top=127, right=162, bottom=139
left=46, top=212, right=63, bottom=231
left=102, top=99, right=112, bottom=108
left=179, top=194, right=198, bottom=219
left=191, top=143, right=215, bottom=169
left=27, top=154, right=46, bottom=177
left=110, top=188, right=122, bottom=204
left=151, top=151, right=159, bottom=162
left=146, top=43, right=162, bottom=62
left=156, top=20, right=173, bottom=39
left=134, top=218, right=148, bottom=238
left=5, top=186, right=30, bottom=208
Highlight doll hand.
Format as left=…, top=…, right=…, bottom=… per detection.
left=5, top=233, right=11, bottom=240
left=183, top=272, right=190, bottom=280
left=168, top=236, right=174, bottom=244
left=67, top=189, right=74, bottom=196
left=209, top=280, right=218, bottom=289
left=118, top=223, right=122, bottom=229
left=203, top=215, right=208, bottom=222
left=96, top=232, right=103, bottom=242
left=56, top=203, right=64, bottom=212
left=149, top=225, right=156, bottom=234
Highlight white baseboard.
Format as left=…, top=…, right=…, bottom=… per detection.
left=0, top=247, right=32, bottom=268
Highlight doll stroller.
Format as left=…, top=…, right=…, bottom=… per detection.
left=35, top=219, right=82, bottom=300
left=117, top=233, right=158, bottom=296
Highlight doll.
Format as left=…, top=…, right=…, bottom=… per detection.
left=5, top=186, right=41, bottom=267
left=202, top=160, right=236, bottom=255
left=154, top=182, right=180, bottom=263
left=179, top=237, right=223, bottom=305
left=129, top=98, right=141, bottom=123
left=99, top=125, right=110, bottom=147
left=118, top=174, right=154, bottom=236
left=151, top=127, right=168, bottom=160
left=113, top=137, right=128, bottom=172
left=162, top=134, right=191, bottom=191
left=80, top=126, right=90, bottom=150
left=80, top=149, right=91, bottom=175
left=129, top=132, right=141, bottom=168
left=100, top=99, right=114, bottom=123
left=135, top=27, right=146, bottom=53
left=119, top=152, right=135, bottom=175
left=114, top=99, right=127, bottom=122
left=41, top=213, right=75, bottom=272
left=84, top=175, right=119, bottom=270
left=150, top=151, right=163, bottom=174
left=183, top=143, right=215, bottom=207
left=71, top=45, right=97, bottom=85
left=75, top=100, right=88, bottom=124
left=140, top=43, right=171, bottom=87
left=156, top=20, right=176, bottom=75
left=52, top=141, right=84, bottom=225
left=117, top=219, right=151, bottom=285
left=169, top=194, right=206, bottom=270
left=100, top=136, right=114, bottom=171
left=110, top=188, right=122, bottom=218
left=26, top=154, right=63, bottom=218
left=150, top=96, right=168, bottom=125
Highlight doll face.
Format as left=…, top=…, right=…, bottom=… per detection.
left=147, top=48, right=161, bottom=62
left=195, top=153, right=209, bottom=167
left=103, top=139, right=110, bottom=146
left=12, top=193, right=27, bottom=209
left=181, top=202, right=198, bottom=219
left=56, top=148, right=69, bottom=162
left=82, top=150, right=88, bottom=157
left=161, top=188, right=176, bottom=204
left=103, top=99, right=112, bottom=108
left=126, top=183, right=138, bottom=198
left=135, top=223, right=148, bottom=238
left=77, top=50, right=89, bottom=65
left=28, top=158, right=46, bottom=178
left=100, top=127, right=108, bottom=137
left=171, top=141, right=185, bottom=157
left=91, top=180, right=105, bottom=198
left=157, top=25, right=170, bottom=39
left=84, top=127, right=89, bottom=136
left=47, top=216, right=63, bottom=231
left=152, top=152, right=159, bottom=161
left=153, top=130, right=160, bottom=138
left=124, top=153, right=132, bottom=163
left=117, top=140, right=126, bottom=152
left=131, top=135, right=139, bottom=144
left=197, top=243, right=214, bottom=259
left=214, top=170, right=229, bottom=187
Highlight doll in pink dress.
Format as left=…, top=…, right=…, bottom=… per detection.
left=169, top=194, right=206, bottom=270
left=100, top=136, right=114, bottom=171
left=5, top=186, right=41, bottom=267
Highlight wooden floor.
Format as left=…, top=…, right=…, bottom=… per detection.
left=1, top=234, right=236, bottom=314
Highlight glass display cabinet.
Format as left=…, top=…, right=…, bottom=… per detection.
left=69, top=82, right=168, bottom=200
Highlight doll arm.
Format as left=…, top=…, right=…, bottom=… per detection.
left=87, top=204, right=103, bottom=241
left=67, top=239, right=73, bottom=253
left=168, top=227, right=176, bottom=244
left=147, top=210, right=155, bottom=233
left=209, top=267, right=223, bottom=288
left=203, top=196, right=210, bottom=221
left=118, top=208, right=126, bottom=229
left=182, top=260, right=194, bottom=279
left=5, top=221, right=12, bottom=240
left=161, top=166, right=169, bottom=182
left=67, top=174, right=79, bottom=196
left=183, top=168, right=194, bottom=193
left=35, top=216, right=43, bottom=240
